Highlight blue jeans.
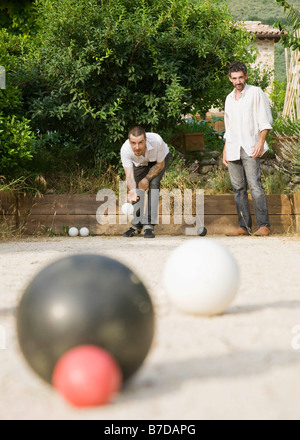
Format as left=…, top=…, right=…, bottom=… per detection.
left=228, top=148, right=270, bottom=232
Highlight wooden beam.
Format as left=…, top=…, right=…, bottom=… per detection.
left=2, top=193, right=296, bottom=236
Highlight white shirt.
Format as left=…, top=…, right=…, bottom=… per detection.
left=121, top=133, right=169, bottom=168
left=224, top=84, right=273, bottom=161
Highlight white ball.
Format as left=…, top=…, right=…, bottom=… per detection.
left=163, top=239, right=239, bottom=316
left=79, top=227, right=89, bottom=237
left=68, top=227, right=79, bottom=237
left=122, top=203, right=134, bottom=215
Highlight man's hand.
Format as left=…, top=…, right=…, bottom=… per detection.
left=127, top=189, right=139, bottom=203
left=252, top=142, right=264, bottom=158
left=223, top=146, right=228, bottom=168
left=138, top=178, right=149, bottom=191
left=252, top=129, right=269, bottom=158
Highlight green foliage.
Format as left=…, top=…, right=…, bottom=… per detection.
left=273, top=116, right=300, bottom=135
left=0, top=113, right=34, bottom=176
left=221, top=0, right=300, bottom=26
left=0, top=0, right=36, bottom=34
left=274, top=0, right=300, bottom=50
left=272, top=116, right=300, bottom=178
left=247, top=63, right=274, bottom=91
left=0, top=29, right=31, bottom=114
left=0, top=175, right=27, bottom=192
left=269, top=80, right=287, bottom=117
left=160, top=145, right=199, bottom=191
left=275, top=135, right=300, bottom=177
left=262, top=170, right=289, bottom=194
left=177, top=115, right=225, bottom=151
left=28, top=0, right=253, bottom=164
left=28, top=131, right=81, bottom=175
left=206, top=169, right=233, bottom=194
left=274, top=42, right=287, bottom=83
left=0, top=28, right=37, bottom=176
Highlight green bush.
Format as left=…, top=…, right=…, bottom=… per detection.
left=0, top=0, right=36, bottom=35
left=179, top=116, right=225, bottom=151
left=273, top=117, right=300, bottom=177
left=272, top=116, right=300, bottom=136
left=28, top=0, right=253, bottom=165
left=0, top=29, right=27, bottom=115
left=269, top=80, right=287, bottom=119
left=0, top=28, right=37, bottom=178
left=206, top=169, right=233, bottom=194
left=262, top=170, right=289, bottom=194
left=274, top=0, right=300, bottom=51
left=0, top=112, right=34, bottom=176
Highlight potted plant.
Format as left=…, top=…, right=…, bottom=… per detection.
left=180, top=117, right=205, bottom=152
left=171, top=113, right=225, bottom=153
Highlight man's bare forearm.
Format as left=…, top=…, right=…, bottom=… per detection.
left=124, top=167, right=137, bottom=191
left=259, top=129, right=270, bottom=145
left=127, top=176, right=137, bottom=191
left=253, top=129, right=270, bottom=158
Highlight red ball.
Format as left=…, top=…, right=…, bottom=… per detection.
left=52, top=345, right=122, bottom=407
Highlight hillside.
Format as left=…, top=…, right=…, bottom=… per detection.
left=222, top=0, right=300, bottom=82
left=223, top=0, right=300, bottom=25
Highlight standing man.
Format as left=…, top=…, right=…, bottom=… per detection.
left=121, top=126, right=170, bottom=238
left=223, top=62, right=273, bottom=236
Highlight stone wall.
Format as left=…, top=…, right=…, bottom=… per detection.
left=252, top=38, right=275, bottom=97
left=255, top=39, right=275, bottom=73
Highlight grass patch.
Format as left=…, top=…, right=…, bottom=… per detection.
left=205, top=169, right=233, bottom=195
left=262, top=170, right=290, bottom=195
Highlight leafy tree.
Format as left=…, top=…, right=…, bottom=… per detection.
left=0, top=29, right=36, bottom=177
left=274, top=0, right=300, bottom=50
left=0, top=0, right=36, bottom=34
left=28, top=0, right=254, bottom=164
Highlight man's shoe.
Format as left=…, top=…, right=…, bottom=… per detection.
left=144, top=228, right=155, bottom=239
left=226, top=227, right=250, bottom=237
left=253, top=226, right=271, bottom=236
left=122, top=227, right=142, bottom=237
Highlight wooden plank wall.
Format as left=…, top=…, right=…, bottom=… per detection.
left=0, top=192, right=299, bottom=236
left=294, top=194, right=300, bottom=234
left=0, top=192, right=19, bottom=231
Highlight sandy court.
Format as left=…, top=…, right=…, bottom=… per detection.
left=0, top=234, right=300, bottom=420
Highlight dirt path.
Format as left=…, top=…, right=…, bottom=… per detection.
left=0, top=235, right=300, bottom=420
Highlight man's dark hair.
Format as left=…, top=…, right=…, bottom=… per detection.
left=128, top=126, right=146, bottom=139
left=228, top=62, right=247, bottom=76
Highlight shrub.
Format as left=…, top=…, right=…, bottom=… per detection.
left=178, top=116, right=225, bottom=151
left=262, top=170, right=289, bottom=194
left=205, top=169, right=233, bottom=194
left=0, top=113, right=34, bottom=176
left=0, top=0, right=36, bottom=35
left=29, top=0, right=253, bottom=164
left=269, top=80, right=287, bottom=118
left=0, top=28, right=37, bottom=178
left=272, top=116, right=300, bottom=136
left=273, top=120, right=300, bottom=177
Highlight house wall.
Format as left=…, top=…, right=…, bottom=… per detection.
left=252, top=38, right=275, bottom=98
left=207, top=37, right=276, bottom=127
left=255, top=39, right=275, bottom=73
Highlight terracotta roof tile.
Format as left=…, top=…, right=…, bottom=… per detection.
left=240, top=21, right=282, bottom=41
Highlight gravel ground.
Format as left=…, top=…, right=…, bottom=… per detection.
left=0, top=234, right=300, bottom=420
